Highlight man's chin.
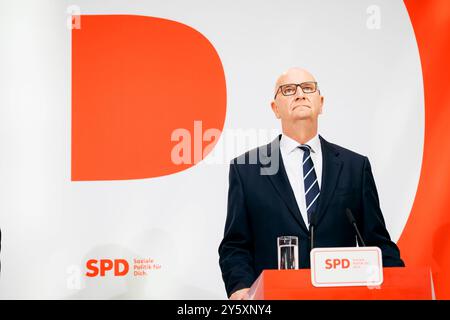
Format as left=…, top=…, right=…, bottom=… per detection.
left=290, top=110, right=312, bottom=121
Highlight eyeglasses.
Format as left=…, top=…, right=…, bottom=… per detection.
left=274, top=82, right=319, bottom=99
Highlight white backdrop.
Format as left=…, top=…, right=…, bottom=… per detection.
left=0, top=0, right=423, bottom=299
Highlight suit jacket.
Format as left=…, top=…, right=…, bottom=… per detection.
left=218, top=134, right=404, bottom=297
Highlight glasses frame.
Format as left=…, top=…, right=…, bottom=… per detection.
left=274, top=81, right=319, bottom=99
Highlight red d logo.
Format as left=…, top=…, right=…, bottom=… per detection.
left=72, top=15, right=226, bottom=181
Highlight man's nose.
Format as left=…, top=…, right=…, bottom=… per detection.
left=294, top=89, right=306, bottom=100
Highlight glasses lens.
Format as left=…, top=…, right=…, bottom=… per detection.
left=281, top=84, right=297, bottom=96
left=301, top=82, right=316, bottom=93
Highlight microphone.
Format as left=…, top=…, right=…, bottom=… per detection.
left=345, top=208, right=366, bottom=247
left=309, top=212, right=318, bottom=250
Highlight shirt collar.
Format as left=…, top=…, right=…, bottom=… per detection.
left=280, top=133, right=321, bottom=155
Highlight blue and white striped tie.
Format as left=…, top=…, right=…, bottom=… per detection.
left=300, top=145, right=320, bottom=224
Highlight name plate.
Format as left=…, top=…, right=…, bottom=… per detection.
left=310, top=247, right=383, bottom=287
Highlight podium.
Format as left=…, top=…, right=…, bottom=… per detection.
left=248, top=267, right=433, bottom=300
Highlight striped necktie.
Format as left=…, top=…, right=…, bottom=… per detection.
left=299, top=145, right=320, bottom=224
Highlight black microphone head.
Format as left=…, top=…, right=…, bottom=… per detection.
left=345, top=208, right=356, bottom=224
left=309, top=212, right=318, bottom=227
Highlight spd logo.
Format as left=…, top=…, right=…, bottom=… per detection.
left=85, top=259, right=129, bottom=277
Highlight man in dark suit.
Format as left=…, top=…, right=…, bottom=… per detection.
left=218, top=68, right=404, bottom=300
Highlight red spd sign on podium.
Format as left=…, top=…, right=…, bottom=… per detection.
left=310, top=247, right=383, bottom=287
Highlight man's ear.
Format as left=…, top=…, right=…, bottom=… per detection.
left=271, top=101, right=281, bottom=119
left=319, top=95, right=324, bottom=114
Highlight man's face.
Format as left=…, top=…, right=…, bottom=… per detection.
left=271, top=69, right=324, bottom=123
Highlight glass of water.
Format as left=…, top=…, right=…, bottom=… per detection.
left=277, top=236, right=299, bottom=270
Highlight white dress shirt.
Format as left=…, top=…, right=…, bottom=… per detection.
left=279, top=133, right=323, bottom=229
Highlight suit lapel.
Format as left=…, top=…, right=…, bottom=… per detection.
left=315, top=135, right=343, bottom=226
left=260, top=135, right=309, bottom=235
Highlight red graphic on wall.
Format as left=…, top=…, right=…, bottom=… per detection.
left=72, top=15, right=226, bottom=181
left=399, top=0, right=450, bottom=299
